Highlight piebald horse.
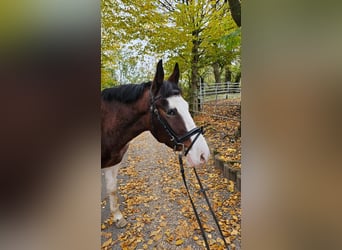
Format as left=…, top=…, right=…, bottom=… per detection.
left=101, top=60, right=210, bottom=227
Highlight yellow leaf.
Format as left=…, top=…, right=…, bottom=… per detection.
left=101, top=232, right=112, bottom=239
left=217, top=237, right=224, bottom=245
left=150, top=230, right=160, bottom=237
left=101, top=238, right=112, bottom=248
left=193, top=236, right=199, bottom=241
left=231, top=229, right=239, bottom=236
left=166, top=235, right=174, bottom=242
left=154, top=233, right=163, bottom=241
left=228, top=148, right=236, bottom=153
left=175, top=239, right=184, bottom=246
left=101, top=224, right=106, bottom=230
left=108, top=218, right=113, bottom=226
left=228, top=181, right=235, bottom=192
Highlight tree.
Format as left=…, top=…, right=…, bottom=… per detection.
left=102, top=0, right=239, bottom=111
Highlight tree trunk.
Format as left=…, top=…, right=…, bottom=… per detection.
left=235, top=71, right=241, bottom=82
left=190, top=57, right=199, bottom=113
left=212, top=62, right=221, bottom=83
left=190, top=30, right=201, bottom=113
left=225, top=65, right=232, bottom=98
left=225, top=65, right=232, bottom=82
left=226, top=0, right=241, bottom=27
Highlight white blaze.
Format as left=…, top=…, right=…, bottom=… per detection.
left=167, top=96, right=210, bottom=166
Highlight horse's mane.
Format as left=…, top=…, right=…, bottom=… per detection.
left=101, top=80, right=181, bottom=103
left=101, top=81, right=152, bottom=103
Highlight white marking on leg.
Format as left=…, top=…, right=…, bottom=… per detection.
left=104, top=165, right=126, bottom=226
left=167, top=96, right=210, bottom=166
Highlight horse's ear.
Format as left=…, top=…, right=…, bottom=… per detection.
left=152, top=59, right=164, bottom=95
left=168, top=63, right=180, bottom=85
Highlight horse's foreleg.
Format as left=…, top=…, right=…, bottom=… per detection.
left=104, top=165, right=128, bottom=228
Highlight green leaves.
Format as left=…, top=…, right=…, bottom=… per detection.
left=221, top=27, right=241, bottom=52
left=101, top=0, right=241, bottom=93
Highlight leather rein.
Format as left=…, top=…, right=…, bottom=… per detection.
left=149, top=91, right=229, bottom=250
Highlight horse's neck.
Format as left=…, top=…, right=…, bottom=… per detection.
left=108, top=95, right=151, bottom=148
left=119, top=109, right=149, bottom=144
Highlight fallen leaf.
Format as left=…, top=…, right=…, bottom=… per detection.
left=175, top=239, right=184, bottom=246
left=150, top=230, right=160, bottom=237
left=101, top=232, right=112, bottom=239
left=154, top=232, right=163, bottom=241
left=101, top=238, right=112, bottom=248
left=231, top=229, right=239, bottom=236
left=228, top=180, right=235, bottom=192
left=216, top=237, right=224, bottom=245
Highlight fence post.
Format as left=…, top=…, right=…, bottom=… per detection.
left=199, top=78, right=203, bottom=112
left=202, top=81, right=205, bottom=112
left=227, top=81, right=230, bottom=99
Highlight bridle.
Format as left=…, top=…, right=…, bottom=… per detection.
left=149, top=91, right=204, bottom=156
left=149, top=90, right=229, bottom=250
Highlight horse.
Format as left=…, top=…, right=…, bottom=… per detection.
left=101, top=60, right=210, bottom=227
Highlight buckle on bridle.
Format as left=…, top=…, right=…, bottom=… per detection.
left=174, top=143, right=185, bottom=155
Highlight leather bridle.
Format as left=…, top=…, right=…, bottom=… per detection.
left=149, top=90, right=229, bottom=250
left=149, top=91, right=204, bottom=156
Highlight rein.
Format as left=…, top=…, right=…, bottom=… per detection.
left=178, top=155, right=229, bottom=250
left=150, top=92, right=229, bottom=250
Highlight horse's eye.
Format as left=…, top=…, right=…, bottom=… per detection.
left=167, top=109, right=177, bottom=116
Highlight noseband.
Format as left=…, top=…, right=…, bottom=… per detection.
left=150, top=92, right=203, bottom=156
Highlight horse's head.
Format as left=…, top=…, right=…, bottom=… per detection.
left=149, top=60, right=210, bottom=167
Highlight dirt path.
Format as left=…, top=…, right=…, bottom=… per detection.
left=101, top=132, right=241, bottom=250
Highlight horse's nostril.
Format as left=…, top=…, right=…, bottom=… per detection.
left=200, top=153, right=206, bottom=163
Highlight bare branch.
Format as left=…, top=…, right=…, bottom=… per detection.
left=158, top=0, right=175, bottom=12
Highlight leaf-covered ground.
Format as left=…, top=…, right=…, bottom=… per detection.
left=194, top=99, right=241, bottom=169
left=101, top=131, right=241, bottom=249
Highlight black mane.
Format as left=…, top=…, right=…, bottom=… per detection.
left=101, top=80, right=181, bottom=103
left=101, top=82, right=151, bottom=103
